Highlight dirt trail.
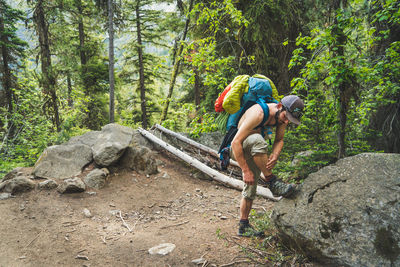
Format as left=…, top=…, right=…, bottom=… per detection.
left=0, top=151, right=275, bottom=267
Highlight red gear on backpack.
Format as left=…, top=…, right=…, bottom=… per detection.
left=214, top=83, right=232, bottom=112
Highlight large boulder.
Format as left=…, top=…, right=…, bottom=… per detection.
left=119, top=142, right=158, bottom=175
left=0, top=176, right=35, bottom=194
left=92, top=124, right=134, bottom=166
left=194, top=132, right=224, bottom=151
left=33, top=144, right=93, bottom=180
left=33, top=144, right=93, bottom=179
left=57, top=177, right=86, bottom=193
left=2, top=167, right=25, bottom=181
left=66, top=130, right=101, bottom=147
left=272, top=153, right=400, bottom=267
left=83, top=168, right=109, bottom=189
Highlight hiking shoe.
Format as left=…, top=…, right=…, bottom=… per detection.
left=266, top=175, right=294, bottom=197
left=238, top=222, right=265, bottom=238
left=220, top=147, right=230, bottom=170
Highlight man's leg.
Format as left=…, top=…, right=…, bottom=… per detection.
left=253, top=153, right=272, bottom=179
left=240, top=197, right=253, bottom=220
left=231, top=134, right=266, bottom=237
left=238, top=197, right=265, bottom=237
left=237, top=151, right=264, bottom=237
left=253, top=153, right=294, bottom=197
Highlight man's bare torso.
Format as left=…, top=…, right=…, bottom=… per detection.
left=237, top=103, right=278, bottom=135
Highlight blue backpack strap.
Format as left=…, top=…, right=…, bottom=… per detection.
left=255, top=98, right=269, bottom=138
left=221, top=99, right=270, bottom=152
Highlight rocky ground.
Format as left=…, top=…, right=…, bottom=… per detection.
left=0, top=150, right=277, bottom=267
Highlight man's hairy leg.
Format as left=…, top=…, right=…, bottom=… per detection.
left=240, top=197, right=253, bottom=220
left=253, top=153, right=273, bottom=181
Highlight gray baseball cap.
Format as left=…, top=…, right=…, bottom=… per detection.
left=281, top=95, right=304, bottom=125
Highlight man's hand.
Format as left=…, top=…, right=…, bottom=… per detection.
left=242, top=169, right=255, bottom=185
left=266, top=153, right=279, bottom=170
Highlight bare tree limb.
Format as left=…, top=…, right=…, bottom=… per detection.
left=118, top=211, right=132, bottom=232
left=138, top=128, right=281, bottom=201
left=153, top=124, right=240, bottom=168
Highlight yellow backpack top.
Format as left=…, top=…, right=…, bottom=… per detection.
left=222, top=74, right=281, bottom=114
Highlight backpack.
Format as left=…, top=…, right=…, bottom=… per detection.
left=216, top=74, right=281, bottom=169
left=214, top=82, right=232, bottom=112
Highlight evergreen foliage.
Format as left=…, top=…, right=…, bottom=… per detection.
left=1, top=1, right=399, bottom=264
left=1, top=0, right=399, bottom=183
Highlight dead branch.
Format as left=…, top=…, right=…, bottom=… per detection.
left=25, top=230, right=42, bottom=248
left=219, top=259, right=250, bottom=267
left=225, top=236, right=274, bottom=258
left=118, top=211, right=132, bottom=232
left=153, top=124, right=240, bottom=168
left=160, top=220, right=189, bottom=229
left=153, top=124, right=218, bottom=155
left=138, top=128, right=281, bottom=201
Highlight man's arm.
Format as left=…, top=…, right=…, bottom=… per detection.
left=266, top=122, right=287, bottom=170
left=231, top=105, right=264, bottom=185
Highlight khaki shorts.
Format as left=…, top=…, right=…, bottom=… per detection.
left=230, top=133, right=268, bottom=200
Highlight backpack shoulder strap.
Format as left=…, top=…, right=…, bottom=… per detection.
left=256, top=98, right=269, bottom=127
left=255, top=98, right=270, bottom=137
left=219, top=99, right=270, bottom=153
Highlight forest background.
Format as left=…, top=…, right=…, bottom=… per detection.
left=0, top=0, right=399, bottom=182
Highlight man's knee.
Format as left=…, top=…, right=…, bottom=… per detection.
left=242, top=184, right=257, bottom=200
left=243, top=134, right=268, bottom=157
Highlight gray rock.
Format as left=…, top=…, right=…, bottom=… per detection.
left=272, top=153, right=400, bottom=267
left=193, top=171, right=212, bottom=181
left=66, top=131, right=101, bottom=147
left=193, top=131, right=224, bottom=151
left=132, top=130, right=153, bottom=148
left=0, top=177, right=35, bottom=194
left=83, top=208, right=92, bottom=218
left=2, top=167, right=25, bottom=181
left=33, top=144, right=92, bottom=180
left=83, top=168, right=109, bottom=189
left=0, top=193, right=13, bottom=200
left=192, top=258, right=206, bottom=265
left=160, top=172, right=170, bottom=179
left=92, top=123, right=134, bottom=166
left=57, top=177, right=86, bottom=193
left=37, top=179, right=58, bottom=190
left=109, top=209, right=120, bottom=216
left=148, top=243, right=176, bottom=255
left=119, top=143, right=158, bottom=175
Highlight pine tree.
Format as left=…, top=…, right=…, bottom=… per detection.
left=0, top=0, right=27, bottom=142
left=121, top=0, right=173, bottom=128
left=0, top=0, right=27, bottom=115
left=160, top=0, right=193, bottom=123
left=52, top=0, right=109, bottom=130
left=29, top=0, right=61, bottom=131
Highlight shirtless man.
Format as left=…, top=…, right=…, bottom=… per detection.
left=230, top=95, right=304, bottom=237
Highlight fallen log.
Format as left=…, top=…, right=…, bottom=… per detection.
left=138, top=128, right=281, bottom=201
left=152, top=124, right=240, bottom=168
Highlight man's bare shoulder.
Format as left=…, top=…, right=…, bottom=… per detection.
left=238, top=104, right=264, bottom=129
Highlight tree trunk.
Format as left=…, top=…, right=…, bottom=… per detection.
left=76, top=0, right=87, bottom=66
left=108, top=0, right=115, bottom=123
left=332, top=0, right=348, bottom=159
left=34, top=0, right=60, bottom=131
left=194, top=68, right=200, bottom=112
left=67, top=73, right=73, bottom=107
left=194, top=67, right=201, bottom=122
left=160, top=0, right=194, bottom=122
left=338, top=86, right=347, bottom=159
left=136, top=0, right=147, bottom=129
left=0, top=14, right=13, bottom=114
